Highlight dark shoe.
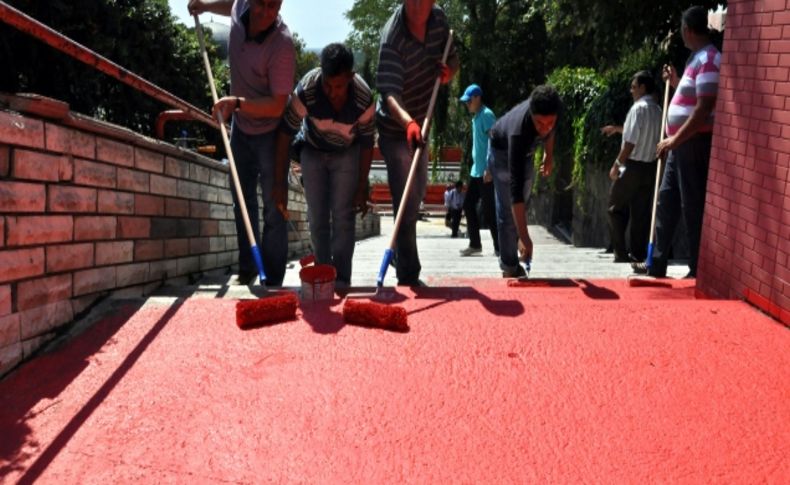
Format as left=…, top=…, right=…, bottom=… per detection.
left=397, top=278, right=426, bottom=287
left=613, top=254, right=631, bottom=263
left=459, top=246, right=482, bottom=256
left=233, top=271, right=257, bottom=285
left=631, top=261, right=648, bottom=274
left=683, top=271, right=696, bottom=279
left=502, top=265, right=527, bottom=278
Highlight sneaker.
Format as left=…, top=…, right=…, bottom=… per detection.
left=502, top=265, right=527, bottom=278
left=459, top=246, right=482, bottom=256
left=631, top=261, right=648, bottom=274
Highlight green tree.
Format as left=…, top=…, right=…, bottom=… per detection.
left=0, top=0, right=227, bottom=144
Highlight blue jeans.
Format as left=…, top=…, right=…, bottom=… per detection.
left=229, top=125, right=288, bottom=285
left=488, top=144, right=534, bottom=273
left=300, top=144, right=360, bottom=285
left=379, top=134, right=428, bottom=284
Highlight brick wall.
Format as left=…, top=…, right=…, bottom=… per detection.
left=0, top=94, right=381, bottom=376
left=697, top=0, right=790, bottom=325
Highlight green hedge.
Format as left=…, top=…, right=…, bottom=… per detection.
left=547, top=44, right=665, bottom=207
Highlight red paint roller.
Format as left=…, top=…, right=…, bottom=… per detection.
left=342, top=299, right=409, bottom=332
left=236, top=292, right=299, bottom=329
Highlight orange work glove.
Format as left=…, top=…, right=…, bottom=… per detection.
left=437, top=62, right=452, bottom=84
left=406, top=120, right=423, bottom=151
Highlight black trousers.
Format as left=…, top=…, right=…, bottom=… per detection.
left=608, top=159, right=658, bottom=261
left=449, top=208, right=463, bottom=237
left=652, top=133, right=712, bottom=276
left=463, top=176, right=499, bottom=250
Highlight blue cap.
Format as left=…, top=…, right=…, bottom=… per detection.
left=459, top=84, right=482, bottom=102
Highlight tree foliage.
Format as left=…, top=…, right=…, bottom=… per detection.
left=0, top=0, right=229, bottom=142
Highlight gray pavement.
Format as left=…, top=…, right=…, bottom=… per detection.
left=161, top=215, right=688, bottom=300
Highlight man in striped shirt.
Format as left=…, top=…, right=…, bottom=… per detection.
left=375, top=0, right=459, bottom=286
left=601, top=71, right=663, bottom=264
left=638, top=6, right=720, bottom=278
left=276, top=43, right=375, bottom=287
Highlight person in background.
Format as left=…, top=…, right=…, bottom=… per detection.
left=444, top=180, right=465, bottom=238
left=458, top=83, right=499, bottom=257
left=601, top=70, right=663, bottom=265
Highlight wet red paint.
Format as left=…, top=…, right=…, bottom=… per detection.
left=235, top=291, right=299, bottom=329
left=1, top=279, right=788, bottom=482
left=342, top=299, right=408, bottom=332
left=299, top=264, right=336, bottom=283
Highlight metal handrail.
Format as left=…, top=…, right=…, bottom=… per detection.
left=0, top=1, right=218, bottom=130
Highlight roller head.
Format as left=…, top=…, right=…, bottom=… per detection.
left=342, top=299, right=408, bottom=332
left=235, top=292, right=299, bottom=329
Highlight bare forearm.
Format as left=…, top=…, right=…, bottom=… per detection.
left=511, top=202, right=529, bottom=244
left=237, top=94, right=289, bottom=120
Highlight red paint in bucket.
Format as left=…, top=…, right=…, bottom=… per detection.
left=299, top=264, right=336, bottom=301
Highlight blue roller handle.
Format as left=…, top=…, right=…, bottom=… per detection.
left=251, top=244, right=267, bottom=284
left=646, top=242, right=654, bottom=270
left=376, top=248, right=394, bottom=288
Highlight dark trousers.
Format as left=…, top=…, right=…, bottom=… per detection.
left=608, top=160, right=657, bottom=261
left=652, top=133, right=712, bottom=276
left=449, top=208, right=463, bottom=237
left=463, top=176, right=499, bottom=251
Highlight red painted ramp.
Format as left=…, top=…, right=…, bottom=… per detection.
left=1, top=280, right=788, bottom=483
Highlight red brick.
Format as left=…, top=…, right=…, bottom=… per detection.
left=0, top=144, right=8, bottom=177
left=98, top=190, right=135, bottom=214
left=0, top=111, right=44, bottom=149
left=190, top=164, right=210, bottom=183
left=45, top=123, right=95, bottom=159
left=16, top=274, right=72, bottom=312
left=74, top=216, right=116, bottom=240
left=135, top=194, right=164, bottom=216
left=201, top=220, right=219, bottom=236
left=776, top=10, right=790, bottom=24
left=177, top=256, right=200, bottom=276
left=20, top=300, right=73, bottom=340
left=46, top=243, right=94, bottom=272
left=210, top=170, right=227, bottom=188
left=0, top=217, right=4, bottom=249
left=190, top=237, right=210, bottom=254
left=95, top=241, right=134, bottom=266
left=165, top=239, right=189, bottom=257
left=150, top=174, right=178, bottom=197
left=0, top=248, right=44, bottom=283
left=74, top=159, right=116, bottom=188
left=0, top=181, right=46, bottom=213
left=177, top=180, right=201, bottom=199
left=134, top=240, right=163, bottom=261
left=117, top=216, right=150, bottom=239
left=166, top=197, right=190, bottom=217
left=165, top=157, right=190, bottom=178
left=761, top=0, right=787, bottom=12
left=0, top=313, right=19, bottom=348
left=73, top=267, right=116, bottom=296
left=0, top=285, right=10, bottom=317
left=769, top=40, right=790, bottom=53
left=190, top=201, right=211, bottom=218
left=135, top=147, right=164, bottom=173
left=201, top=185, right=219, bottom=203
left=12, top=149, right=68, bottom=182
left=117, top=168, right=149, bottom=192
left=6, top=216, right=73, bottom=246
left=116, top=262, right=149, bottom=287
left=96, top=138, right=133, bottom=167
left=48, top=186, right=97, bottom=212
left=766, top=67, right=789, bottom=82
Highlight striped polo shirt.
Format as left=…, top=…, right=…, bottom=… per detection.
left=228, top=1, right=296, bottom=135
left=666, top=44, right=721, bottom=136
left=281, top=68, right=375, bottom=151
left=375, top=5, right=458, bottom=137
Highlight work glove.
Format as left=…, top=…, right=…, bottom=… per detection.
left=406, top=120, right=423, bottom=151
left=437, top=62, right=452, bottom=85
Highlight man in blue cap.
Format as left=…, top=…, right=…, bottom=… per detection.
left=459, top=84, right=499, bottom=257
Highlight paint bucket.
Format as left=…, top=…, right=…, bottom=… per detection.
left=299, top=264, right=336, bottom=302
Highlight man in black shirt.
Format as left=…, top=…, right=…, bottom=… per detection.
left=488, top=85, right=561, bottom=277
